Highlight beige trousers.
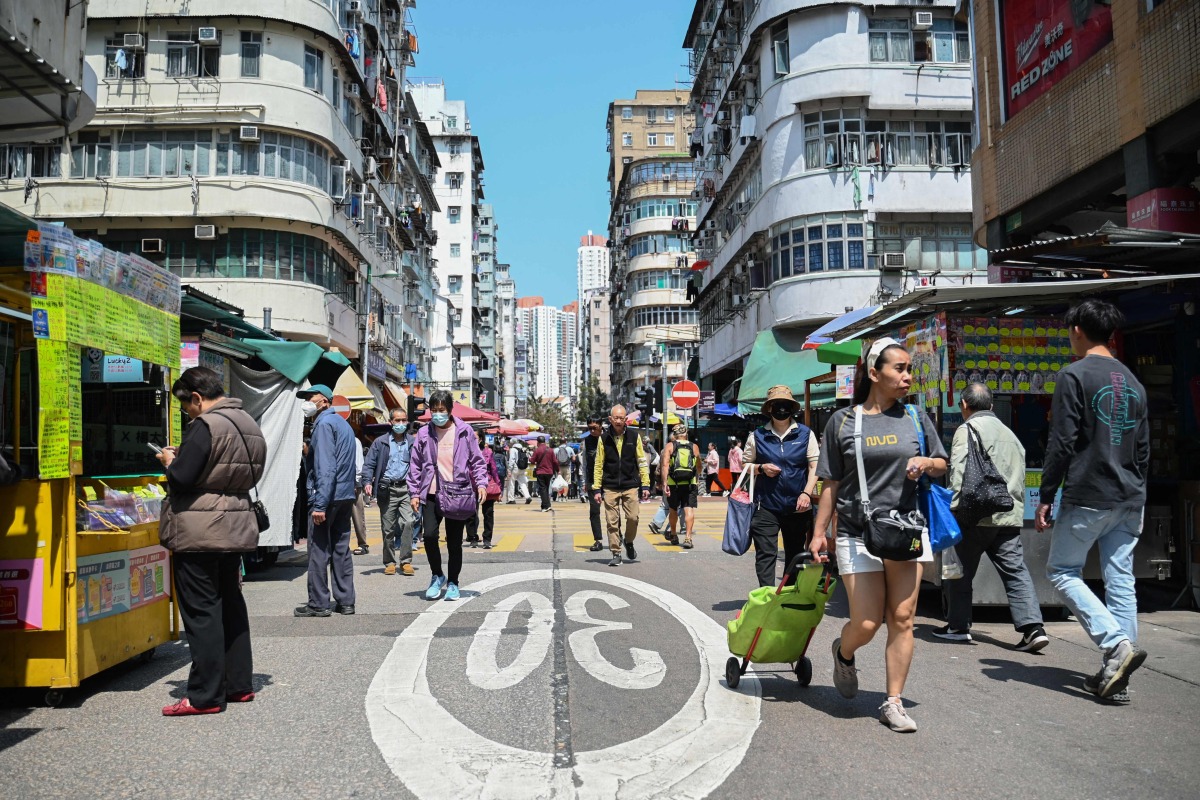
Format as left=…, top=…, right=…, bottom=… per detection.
left=602, top=487, right=640, bottom=553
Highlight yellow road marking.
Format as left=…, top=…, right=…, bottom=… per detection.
left=489, top=534, right=523, bottom=552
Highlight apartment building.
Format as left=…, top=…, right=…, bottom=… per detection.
left=495, top=262, right=517, bottom=415
left=0, top=0, right=440, bottom=400
left=683, top=0, right=986, bottom=404
left=605, top=90, right=700, bottom=403
left=516, top=297, right=576, bottom=408
left=410, top=79, right=487, bottom=401
left=968, top=0, right=1200, bottom=251
left=475, top=203, right=499, bottom=410
left=577, top=231, right=611, bottom=393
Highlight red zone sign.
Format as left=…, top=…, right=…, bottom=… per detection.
left=999, top=0, right=1113, bottom=119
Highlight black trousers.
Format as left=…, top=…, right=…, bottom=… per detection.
left=750, top=506, right=813, bottom=588
left=588, top=493, right=603, bottom=540
left=466, top=499, right=495, bottom=543
left=537, top=474, right=552, bottom=509
left=423, top=494, right=467, bottom=583
left=172, top=552, right=253, bottom=709
left=706, top=472, right=729, bottom=495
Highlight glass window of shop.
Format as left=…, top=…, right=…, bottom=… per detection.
left=626, top=233, right=689, bottom=260
left=96, top=229, right=359, bottom=308
left=631, top=197, right=698, bottom=220
left=81, top=359, right=171, bottom=476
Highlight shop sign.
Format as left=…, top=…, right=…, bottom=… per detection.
left=1126, top=187, right=1200, bottom=234
left=128, top=546, right=170, bottom=609
left=0, top=559, right=44, bottom=631
left=180, top=338, right=201, bottom=370
left=698, top=390, right=716, bottom=412
left=999, top=0, right=1113, bottom=119
left=369, top=350, right=387, bottom=380
left=988, top=264, right=1042, bottom=284
left=81, top=349, right=143, bottom=383
left=77, top=552, right=131, bottom=624
left=199, top=348, right=229, bottom=393
left=835, top=365, right=855, bottom=400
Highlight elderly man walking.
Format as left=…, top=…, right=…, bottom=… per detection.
left=294, top=384, right=359, bottom=617
left=935, top=383, right=1048, bottom=652
left=363, top=407, right=416, bottom=576
left=592, top=405, right=650, bottom=567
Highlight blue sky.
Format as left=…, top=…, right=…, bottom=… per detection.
left=409, top=1, right=695, bottom=308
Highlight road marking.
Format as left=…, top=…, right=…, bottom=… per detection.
left=565, top=590, right=666, bottom=690
left=466, top=591, right=554, bottom=690
left=490, top=534, right=523, bottom=552
left=365, top=569, right=762, bottom=799
left=573, top=534, right=595, bottom=550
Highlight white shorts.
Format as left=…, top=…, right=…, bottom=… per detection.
left=836, top=529, right=933, bottom=575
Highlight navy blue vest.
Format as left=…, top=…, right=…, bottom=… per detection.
left=752, top=423, right=812, bottom=514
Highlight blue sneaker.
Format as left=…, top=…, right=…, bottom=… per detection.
left=444, top=582, right=461, bottom=601
left=425, top=575, right=445, bottom=600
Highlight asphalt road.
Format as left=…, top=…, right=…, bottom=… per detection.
left=2, top=496, right=1199, bottom=799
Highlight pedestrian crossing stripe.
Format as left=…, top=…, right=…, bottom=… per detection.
left=489, top=534, right=522, bottom=552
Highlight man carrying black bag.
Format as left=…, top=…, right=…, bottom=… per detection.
left=934, top=383, right=1047, bottom=652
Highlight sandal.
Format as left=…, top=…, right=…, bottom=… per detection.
left=681, top=538, right=694, bottom=549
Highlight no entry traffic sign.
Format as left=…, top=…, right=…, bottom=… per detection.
left=331, top=394, right=352, bottom=419
left=671, top=380, right=700, bottom=409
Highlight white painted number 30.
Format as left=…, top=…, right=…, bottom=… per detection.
left=466, top=589, right=666, bottom=691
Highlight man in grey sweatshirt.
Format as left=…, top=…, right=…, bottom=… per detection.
left=1037, top=299, right=1150, bottom=702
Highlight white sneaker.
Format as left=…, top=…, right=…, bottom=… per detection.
left=879, top=700, right=918, bottom=733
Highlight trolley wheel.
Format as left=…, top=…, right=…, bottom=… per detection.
left=795, top=657, right=812, bottom=687
left=43, top=689, right=65, bottom=707
left=137, top=646, right=157, bottom=664
left=725, top=656, right=742, bottom=689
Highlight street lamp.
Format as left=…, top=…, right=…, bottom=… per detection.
left=362, top=265, right=401, bottom=386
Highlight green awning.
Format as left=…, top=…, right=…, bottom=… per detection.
left=244, top=340, right=351, bottom=384
left=180, top=290, right=276, bottom=341
left=737, top=330, right=835, bottom=415
left=816, top=340, right=862, bottom=366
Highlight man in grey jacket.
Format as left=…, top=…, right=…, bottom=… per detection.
left=935, top=383, right=1048, bottom=652
left=295, top=384, right=359, bottom=617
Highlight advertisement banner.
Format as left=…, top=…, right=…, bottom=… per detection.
left=77, top=552, right=131, bottom=624
left=0, top=559, right=45, bottom=631
left=128, top=546, right=171, bottom=609
left=835, top=366, right=855, bottom=400
left=1127, top=187, right=1200, bottom=234
left=999, top=0, right=1113, bottom=118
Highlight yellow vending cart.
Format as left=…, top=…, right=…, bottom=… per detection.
left=0, top=222, right=182, bottom=705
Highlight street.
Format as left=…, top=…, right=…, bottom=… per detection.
left=2, top=497, right=1199, bottom=799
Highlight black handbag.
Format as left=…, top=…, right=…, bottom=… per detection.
left=213, top=411, right=270, bottom=533
left=853, top=406, right=924, bottom=561
left=956, top=423, right=1014, bottom=527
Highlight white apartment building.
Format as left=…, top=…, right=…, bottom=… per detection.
left=410, top=79, right=488, bottom=401
left=577, top=232, right=611, bottom=394
left=684, top=0, right=985, bottom=401
left=0, top=0, right=440, bottom=400
left=577, top=231, right=609, bottom=297
left=495, top=262, right=517, bottom=415
left=517, top=299, right=577, bottom=406
left=474, top=203, right=499, bottom=410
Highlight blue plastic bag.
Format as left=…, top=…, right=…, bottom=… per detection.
left=905, top=404, right=962, bottom=553
left=722, top=469, right=754, bottom=555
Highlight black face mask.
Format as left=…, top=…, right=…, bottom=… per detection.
left=770, top=406, right=794, bottom=421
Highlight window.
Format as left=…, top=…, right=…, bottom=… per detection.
left=625, top=233, right=688, bottom=259
left=448, top=206, right=461, bottom=224
left=630, top=197, right=698, bottom=220
left=803, top=110, right=863, bottom=169
left=259, top=132, right=329, bottom=189
left=446, top=115, right=458, bottom=129
left=215, top=132, right=260, bottom=176
left=104, top=36, right=144, bottom=79
left=621, top=132, right=633, bottom=147
left=0, top=143, right=62, bottom=178
left=117, top=130, right=212, bottom=177
left=240, top=32, right=262, bottom=77
left=631, top=305, right=698, bottom=328
left=664, top=133, right=676, bottom=148
left=665, top=108, right=676, bottom=122
left=448, top=141, right=462, bottom=156
left=448, top=172, right=463, bottom=189
left=625, top=161, right=697, bottom=186
left=450, top=243, right=461, bottom=257
left=621, top=106, right=633, bottom=119
left=70, top=132, right=111, bottom=178
left=767, top=213, right=868, bottom=284
left=647, top=133, right=658, bottom=147
left=646, top=108, right=657, bottom=123
left=771, top=21, right=790, bottom=77
left=594, top=299, right=602, bottom=308
left=166, top=33, right=199, bottom=78
left=448, top=276, right=462, bottom=294
left=304, top=45, right=323, bottom=92
left=200, top=33, right=221, bottom=77
left=869, top=17, right=970, bottom=64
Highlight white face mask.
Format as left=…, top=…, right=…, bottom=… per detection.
left=301, top=400, right=319, bottom=418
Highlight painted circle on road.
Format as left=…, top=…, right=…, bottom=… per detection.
left=365, top=569, right=762, bottom=799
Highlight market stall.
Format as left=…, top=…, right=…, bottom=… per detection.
left=0, top=220, right=181, bottom=705
left=832, top=275, right=1200, bottom=608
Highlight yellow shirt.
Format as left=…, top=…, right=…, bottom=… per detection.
left=593, top=430, right=649, bottom=489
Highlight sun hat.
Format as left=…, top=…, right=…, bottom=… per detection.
left=761, top=385, right=799, bottom=415
left=865, top=337, right=903, bottom=368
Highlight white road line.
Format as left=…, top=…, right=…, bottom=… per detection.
left=466, top=591, right=554, bottom=690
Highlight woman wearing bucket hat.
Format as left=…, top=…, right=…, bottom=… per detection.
left=809, top=337, right=946, bottom=733
left=742, top=385, right=820, bottom=588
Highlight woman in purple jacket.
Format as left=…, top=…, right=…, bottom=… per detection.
left=407, top=390, right=488, bottom=601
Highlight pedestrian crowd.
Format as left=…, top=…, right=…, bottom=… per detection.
left=155, top=300, right=1150, bottom=733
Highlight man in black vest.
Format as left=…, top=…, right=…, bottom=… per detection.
left=591, top=405, right=650, bottom=567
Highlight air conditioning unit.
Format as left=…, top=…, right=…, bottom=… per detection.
left=671, top=268, right=681, bottom=276
left=739, top=63, right=758, bottom=80
left=345, top=84, right=360, bottom=100
left=699, top=22, right=714, bottom=36
left=141, top=238, right=164, bottom=254
left=123, top=33, right=145, bottom=49
left=417, top=309, right=428, bottom=320
left=717, top=111, right=731, bottom=127
left=197, top=27, right=219, bottom=43
left=364, top=194, right=376, bottom=206
left=366, top=156, right=378, bottom=174
left=691, top=189, right=701, bottom=199
left=380, top=147, right=396, bottom=160
left=194, top=224, right=217, bottom=240
left=707, top=131, right=720, bottom=144
left=348, top=0, right=365, bottom=17
left=624, top=299, right=632, bottom=308
left=732, top=294, right=745, bottom=305
left=882, top=252, right=907, bottom=270
left=705, top=220, right=716, bottom=230
left=239, top=125, right=259, bottom=141
left=401, top=116, right=412, bottom=126
left=662, top=173, right=673, bottom=181
left=377, top=215, right=392, bottom=229
left=913, top=11, right=935, bottom=29
left=454, top=360, right=465, bottom=370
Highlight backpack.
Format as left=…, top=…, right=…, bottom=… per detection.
left=669, top=442, right=697, bottom=483
left=516, top=448, right=529, bottom=471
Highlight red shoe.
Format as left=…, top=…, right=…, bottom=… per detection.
left=226, top=691, right=255, bottom=703
left=162, top=697, right=222, bottom=716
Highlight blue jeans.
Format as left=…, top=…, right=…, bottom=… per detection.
left=652, top=499, right=670, bottom=531
left=1046, top=503, right=1142, bottom=654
